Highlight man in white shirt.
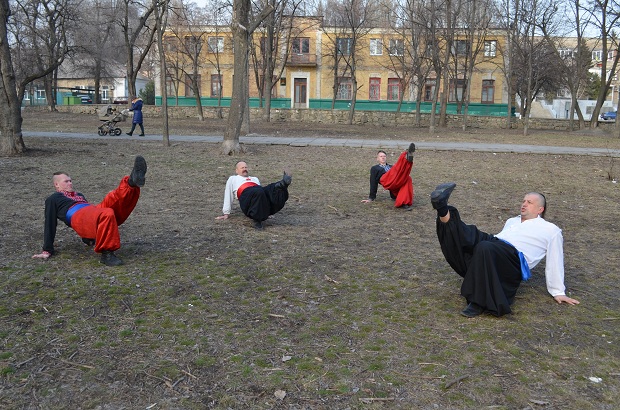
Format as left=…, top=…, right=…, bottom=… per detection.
left=215, top=161, right=291, bottom=229
left=431, top=182, right=580, bottom=318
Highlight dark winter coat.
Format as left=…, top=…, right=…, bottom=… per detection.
left=130, top=98, right=143, bottom=124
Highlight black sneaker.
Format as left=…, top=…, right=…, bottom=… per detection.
left=282, top=169, right=292, bottom=186
left=129, top=155, right=147, bottom=187
left=126, top=132, right=132, bottom=136
left=138, top=134, right=145, bottom=137
left=406, top=142, right=416, bottom=162
left=460, top=302, right=484, bottom=318
left=430, top=182, right=456, bottom=210
left=254, top=220, right=264, bottom=230
left=100, top=251, right=123, bottom=266
left=81, top=238, right=95, bottom=247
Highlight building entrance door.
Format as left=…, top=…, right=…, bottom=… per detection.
left=294, top=78, right=307, bottom=108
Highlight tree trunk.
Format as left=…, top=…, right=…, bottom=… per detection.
left=223, top=0, right=251, bottom=154
left=0, top=0, right=26, bottom=155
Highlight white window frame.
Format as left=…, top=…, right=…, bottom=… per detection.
left=484, top=40, right=497, bottom=57
left=208, top=36, right=224, bottom=53
left=370, top=39, right=383, bottom=56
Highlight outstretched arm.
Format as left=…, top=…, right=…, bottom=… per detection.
left=215, top=177, right=234, bottom=220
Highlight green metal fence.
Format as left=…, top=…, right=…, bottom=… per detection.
left=154, top=96, right=510, bottom=116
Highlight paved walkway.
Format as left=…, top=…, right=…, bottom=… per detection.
left=22, top=131, right=620, bottom=157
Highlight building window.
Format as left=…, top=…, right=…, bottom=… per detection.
left=370, top=39, right=383, bottom=56
left=481, top=79, right=495, bottom=103
left=292, top=37, right=310, bottom=54
left=425, top=41, right=435, bottom=57
left=449, top=79, right=465, bottom=102
left=336, top=38, right=353, bottom=55
left=387, top=78, right=401, bottom=101
left=369, top=77, right=381, bottom=100
left=211, top=74, right=222, bottom=98
left=185, top=74, right=201, bottom=97
left=165, top=39, right=178, bottom=52
left=184, top=36, right=202, bottom=55
left=591, top=50, right=614, bottom=61
left=559, top=49, right=576, bottom=59
left=388, top=39, right=404, bottom=56
left=484, top=40, right=497, bottom=57
left=102, top=86, right=109, bottom=102
left=336, top=77, right=352, bottom=99
left=424, top=78, right=436, bottom=102
left=208, top=36, right=224, bottom=53
left=453, top=40, right=469, bottom=56
left=166, top=75, right=175, bottom=95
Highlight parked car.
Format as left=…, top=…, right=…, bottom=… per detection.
left=113, top=96, right=129, bottom=104
left=600, top=111, right=617, bottom=121
left=76, top=95, right=92, bottom=104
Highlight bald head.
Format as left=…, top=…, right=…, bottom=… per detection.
left=235, top=161, right=249, bottom=177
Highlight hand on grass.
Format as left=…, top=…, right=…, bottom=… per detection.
left=554, top=295, right=580, bottom=305
left=32, top=251, right=51, bottom=260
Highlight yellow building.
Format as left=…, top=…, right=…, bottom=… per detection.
left=158, top=17, right=508, bottom=112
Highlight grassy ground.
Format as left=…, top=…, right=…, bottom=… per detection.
left=0, top=111, right=619, bottom=408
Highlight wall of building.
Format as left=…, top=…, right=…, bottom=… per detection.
left=49, top=104, right=618, bottom=132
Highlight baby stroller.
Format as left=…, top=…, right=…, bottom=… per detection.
left=97, top=105, right=128, bottom=136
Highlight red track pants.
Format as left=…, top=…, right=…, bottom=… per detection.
left=70, top=176, right=140, bottom=253
left=379, top=151, right=414, bottom=208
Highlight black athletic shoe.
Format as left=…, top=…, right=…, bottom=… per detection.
left=138, top=134, right=145, bottom=137
left=81, top=238, right=95, bottom=247
left=282, top=169, right=292, bottom=186
left=129, top=155, right=147, bottom=187
left=430, top=182, right=456, bottom=210
left=460, top=302, right=484, bottom=318
left=100, top=251, right=123, bottom=266
left=126, top=132, right=132, bottom=136
left=275, top=170, right=292, bottom=190
left=401, top=204, right=414, bottom=211
left=254, top=220, right=264, bottom=230
left=406, top=142, right=416, bottom=162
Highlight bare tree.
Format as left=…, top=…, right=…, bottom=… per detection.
left=250, top=0, right=306, bottom=122
left=425, top=0, right=444, bottom=133
left=0, top=0, right=26, bottom=155
left=222, top=0, right=273, bottom=154
left=323, top=0, right=377, bottom=125
left=118, top=0, right=157, bottom=99
left=155, top=0, right=171, bottom=146
left=10, top=0, right=75, bottom=110
left=537, top=0, right=591, bottom=130
left=457, top=0, right=494, bottom=130
left=167, top=1, right=209, bottom=119
left=71, top=0, right=122, bottom=104
left=384, top=0, right=433, bottom=124
left=586, top=0, right=620, bottom=128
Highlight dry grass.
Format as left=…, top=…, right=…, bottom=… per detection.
left=0, top=111, right=618, bottom=408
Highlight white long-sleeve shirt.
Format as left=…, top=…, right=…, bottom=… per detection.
left=495, top=216, right=566, bottom=297
left=222, top=175, right=261, bottom=215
